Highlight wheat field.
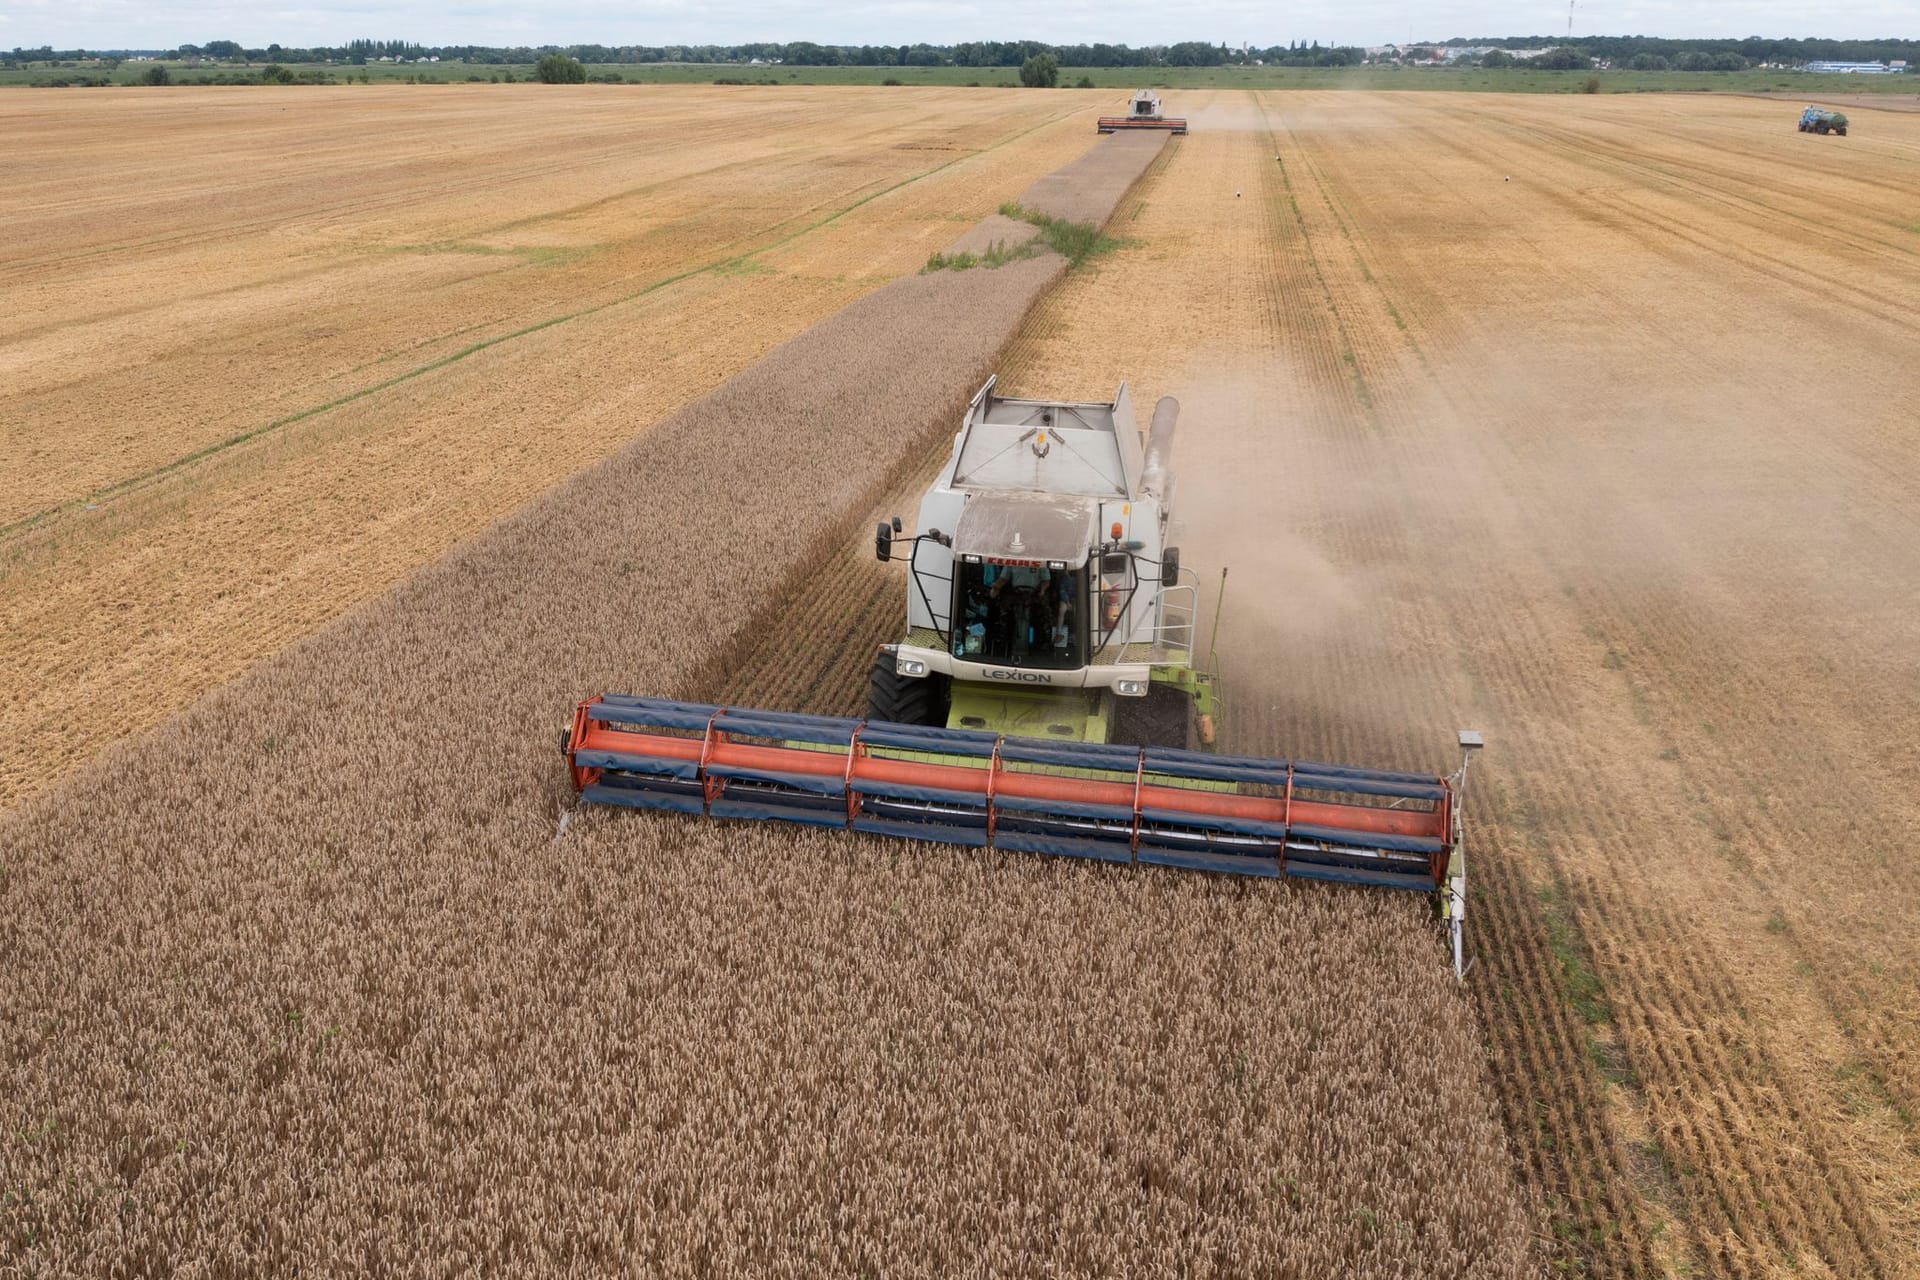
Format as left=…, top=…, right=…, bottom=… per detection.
left=6, top=128, right=1541, bottom=1275
left=11, top=85, right=1912, bottom=1276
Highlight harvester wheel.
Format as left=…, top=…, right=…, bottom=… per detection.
left=1109, top=684, right=1194, bottom=750
left=866, top=649, right=951, bottom=727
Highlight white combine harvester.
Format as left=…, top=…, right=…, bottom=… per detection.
left=563, top=376, right=1483, bottom=976
left=1098, top=90, right=1188, bottom=134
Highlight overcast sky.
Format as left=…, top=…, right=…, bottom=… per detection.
left=5, top=0, right=1914, bottom=51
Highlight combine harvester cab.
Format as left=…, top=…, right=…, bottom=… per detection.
left=564, top=376, right=1484, bottom=976
left=1098, top=90, right=1188, bottom=135
left=870, top=376, right=1214, bottom=750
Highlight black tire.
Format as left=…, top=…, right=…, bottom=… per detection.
left=866, top=648, right=951, bottom=727
left=1815, top=122, right=1829, bottom=135
left=1108, top=684, right=1194, bottom=750
left=1836, top=127, right=1847, bottom=137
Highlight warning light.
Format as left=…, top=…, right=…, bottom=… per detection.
left=1109, top=521, right=1124, bottom=540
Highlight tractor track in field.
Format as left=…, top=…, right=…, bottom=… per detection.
left=1359, top=92, right=1912, bottom=1274
left=1473, top=105, right=1920, bottom=249
left=1272, top=99, right=1834, bottom=1274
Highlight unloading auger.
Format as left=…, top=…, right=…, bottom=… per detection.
left=563, top=377, right=1484, bottom=976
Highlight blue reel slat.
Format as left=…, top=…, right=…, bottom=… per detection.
left=1138, top=846, right=1285, bottom=877
left=590, top=698, right=721, bottom=732
left=575, top=750, right=701, bottom=781
left=580, top=782, right=707, bottom=816
left=849, top=777, right=991, bottom=807
left=704, top=765, right=849, bottom=797
left=995, top=832, right=1135, bottom=863
left=998, top=738, right=1142, bottom=771
left=1138, top=807, right=1290, bottom=841
left=1140, top=749, right=1292, bottom=787
left=1293, top=758, right=1439, bottom=787
left=1291, top=772, right=1447, bottom=802
left=1290, top=822, right=1445, bottom=857
left=991, top=794, right=1134, bottom=822
left=858, top=722, right=1000, bottom=757
left=1284, top=861, right=1437, bottom=893
left=711, top=796, right=847, bottom=827
left=713, top=712, right=860, bottom=746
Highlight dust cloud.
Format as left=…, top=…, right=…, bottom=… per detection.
left=1184, top=98, right=1269, bottom=134
left=1158, top=332, right=1920, bottom=766
left=1159, top=356, right=1482, bottom=762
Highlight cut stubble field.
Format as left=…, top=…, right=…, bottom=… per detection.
left=0, top=84, right=1100, bottom=808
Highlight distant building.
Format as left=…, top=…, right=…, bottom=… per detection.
left=1803, top=60, right=1894, bottom=74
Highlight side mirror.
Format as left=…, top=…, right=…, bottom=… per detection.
left=875, top=522, right=893, bottom=563
left=1161, top=546, right=1181, bottom=586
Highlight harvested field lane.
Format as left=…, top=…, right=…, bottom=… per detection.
left=0, top=86, right=1097, bottom=809
left=1000, top=90, right=1920, bottom=1276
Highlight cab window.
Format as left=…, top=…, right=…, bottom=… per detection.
left=951, top=560, right=1085, bottom=669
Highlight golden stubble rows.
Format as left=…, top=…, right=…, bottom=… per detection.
left=1000, top=90, right=1920, bottom=1276
left=0, top=86, right=1099, bottom=810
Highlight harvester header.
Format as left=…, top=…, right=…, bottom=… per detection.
left=564, top=696, right=1480, bottom=975
left=1098, top=90, right=1188, bottom=135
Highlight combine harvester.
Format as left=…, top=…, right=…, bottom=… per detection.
left=564, top=378, right=1483, bottom=975
left=1098, top=91, right=1188, bottom=135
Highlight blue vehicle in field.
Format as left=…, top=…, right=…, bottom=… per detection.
left=1798, top=106, right=1849, bottom=136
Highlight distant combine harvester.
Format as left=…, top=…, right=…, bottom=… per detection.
left=1097, top=91, right=1188, bottom=135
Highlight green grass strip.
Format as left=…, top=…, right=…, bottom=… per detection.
left=996, top=201, right=1125, bottom=267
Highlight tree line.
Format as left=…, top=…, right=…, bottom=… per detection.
left=8, top=34, right=1917, bottom=72
left=5, top=39, right=1363, bottom=68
